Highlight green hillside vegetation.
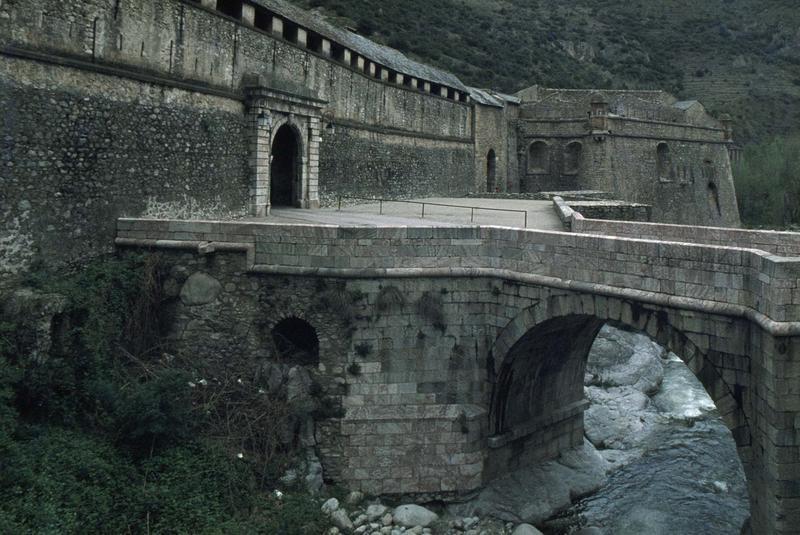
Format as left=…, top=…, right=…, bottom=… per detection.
left=295, top=0, right=800, bottom=143
left=734, top=136, right=800, bottom=229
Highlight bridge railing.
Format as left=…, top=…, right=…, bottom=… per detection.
left=568, top=212, right=800, bottom=258
left=335, top=195, right=529, bottom=228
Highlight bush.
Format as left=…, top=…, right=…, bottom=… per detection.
left=0, top=428, right=137, bottom=534
left=111, top=369, right=196, bottom=453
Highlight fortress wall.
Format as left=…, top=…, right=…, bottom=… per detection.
left=599, top=136, right=740, bottom=227
left=0, top=0, right=478, bottom=278
left=517, top=121, right=589, bottom=193
left=518, top=117, right=740, bottom=227
left=318, top=125, right=474, bottom=205
left=0, top=0, right=472, bottom=139
left=0, top=56, right=249, bottom=281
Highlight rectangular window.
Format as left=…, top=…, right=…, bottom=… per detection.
left=308, top=32, right=323, bottom=53
left=283, top=21, right=299, bottom=43
left=332, top=43, right=346, bottom=62
left=216, top=0, right=243, bottom=20
left=254, top=7, right=272, bottom=31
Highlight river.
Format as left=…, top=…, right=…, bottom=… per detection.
left=545, top=327, right=750, bottom=534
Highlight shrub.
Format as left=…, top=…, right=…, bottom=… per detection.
left=111, top=369, right=196, bottom=453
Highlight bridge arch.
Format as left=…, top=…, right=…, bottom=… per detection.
left=486, top=293, right=751, bottom=479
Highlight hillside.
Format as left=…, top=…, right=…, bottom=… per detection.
left=290, top=0, right=800, bottom=144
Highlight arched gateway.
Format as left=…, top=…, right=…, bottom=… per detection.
left=270, top=124, right=300, bottom=207
left=244, top=78, right=323, bottom=216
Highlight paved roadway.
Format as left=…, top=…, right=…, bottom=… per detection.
left=260, top=198, right=563, bottom=230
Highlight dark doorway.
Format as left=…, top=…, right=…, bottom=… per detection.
left=271, top=317, right=319, bottom=365
left=486, top=149, right=497, bottom=192
left=271, top=124, right=299, bottom=207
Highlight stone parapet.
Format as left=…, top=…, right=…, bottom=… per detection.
left=116, top=218, right=800, bottom=329
left=573, top=217, right=800, bottom=258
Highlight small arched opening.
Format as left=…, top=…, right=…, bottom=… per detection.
left=271, top=317, right=319, bottom=365
left=271, top=124, right=300, bottom=207
left=564, top=141, right=582, bottom=175
left=486, top=149, right=497, bottom=192
left=527, top=141, right=549, bottom=173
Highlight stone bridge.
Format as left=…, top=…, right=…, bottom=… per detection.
left=115, top=216, right=800, bottom=535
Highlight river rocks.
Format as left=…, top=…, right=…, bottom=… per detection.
left=586, top=326, right=664, bottom=394
left=392, top=504, right=439, bottom=527
left=322, top=498, right=340, bottom=515
left=584, top=386, right=657, bottom=451
left=330, top=508, right=354, bottom=532
left=179, top=272, right=222, bottom=306
left=305, top=456, right=324, bottom=494
left=651, top=354, right=716, bottom=420
left=366, top=504, right=388, bottom=521
left=511, top=524, right=543, bottom=535
left=544, top=325, right=750, bottom=534
left=450, top=439, right=607, bottom=525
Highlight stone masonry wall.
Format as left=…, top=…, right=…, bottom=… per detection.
left=0, top=56, right=248, bottom=282
left=115, top=219, right=800, bottom=324
left=473, top=103, right=516, bottom=194
left=318, top=125, right=474, bottom=205
left=0, top=0, right=472, bottom=140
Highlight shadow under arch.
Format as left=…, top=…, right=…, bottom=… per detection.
left=485, top=293, right=752, bottom=486
left=271, top=316, right=320, bottom=365
left=270, top=121, right=304, bottom=208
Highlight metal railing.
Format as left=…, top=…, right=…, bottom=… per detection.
left=336, top=195, right=529, bottom=228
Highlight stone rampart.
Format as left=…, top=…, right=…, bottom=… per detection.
left=0, top=55, right=249, bottom=281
